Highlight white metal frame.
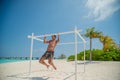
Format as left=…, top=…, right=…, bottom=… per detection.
left=27, top=27, right=86, bottom=80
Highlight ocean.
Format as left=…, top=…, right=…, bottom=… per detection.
left=0, top=59, right=27, bottom=64
left=0, top=57, right=39, bottom=64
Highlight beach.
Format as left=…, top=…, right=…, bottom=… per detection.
left=0, top=60, right=120, bottom=80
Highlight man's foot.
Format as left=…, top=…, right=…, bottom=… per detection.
left=47, top=65, right=50, bottom=69
left=53, top=66, right=57, bottom=70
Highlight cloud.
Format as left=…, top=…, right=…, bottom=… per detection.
left=85, top=0, right=120, bottom=21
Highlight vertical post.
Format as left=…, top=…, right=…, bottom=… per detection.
left=74, top=27, right=78, bottom=80
left=83, top=42, right=86, bottom=73
left=76, top=30, right=86, bottom=73
left=29, top=33, right=34, bottom=75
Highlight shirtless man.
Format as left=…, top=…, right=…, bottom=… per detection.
left=39, top=34, right=60, bottom=70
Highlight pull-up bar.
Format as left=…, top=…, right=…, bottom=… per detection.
left=28, top=29, right=85, bottom=43
left=34, top=29, right=82, bottom=38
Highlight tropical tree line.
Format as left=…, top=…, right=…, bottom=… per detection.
left=68, top=27, right=120, bottom=61
left=68, top=49, right=120, bottom=61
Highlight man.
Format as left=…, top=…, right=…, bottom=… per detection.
left=39, top=34, right=60, bottom=70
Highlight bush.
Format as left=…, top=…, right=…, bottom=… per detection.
left=67, top=55, right=75, bottom=61
left=67, top=49, right=120, bottom=61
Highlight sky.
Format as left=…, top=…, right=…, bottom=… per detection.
left=0, top=0, right=120, bottom=58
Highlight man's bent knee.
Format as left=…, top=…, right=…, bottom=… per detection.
left=39, top=59, right=43, bottom=64
left=48, top=61, right=53, bottom=65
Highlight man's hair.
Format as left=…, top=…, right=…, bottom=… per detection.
left=53, top=35, right=56, bottom=38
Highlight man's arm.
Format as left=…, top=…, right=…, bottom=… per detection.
left=44, top=35, right=49, bottom=44
left=56, top=34, right=60, bottom=43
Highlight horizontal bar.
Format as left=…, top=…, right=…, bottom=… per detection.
left=34, top=37, right=43, bottom=42
left=58, top=42, right=84, bottom=45
left=28, top=35, right=85, bottom=45
left=28, top=35, right=43, bottom=42
left=35, top=30, right=82, bottom=38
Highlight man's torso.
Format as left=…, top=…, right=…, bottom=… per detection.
left=47, top=40, right=57, bottom=51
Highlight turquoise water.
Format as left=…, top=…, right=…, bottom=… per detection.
left=0, top=59, right=27, bottom=64
left=0, top=58, right=65, bottom=64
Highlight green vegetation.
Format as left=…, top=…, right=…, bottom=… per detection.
left=83, top=27, right=119, bottom=61
left=68, top=27, right=120, bottom=61
left=67, top=55, right=75, bottom=61
left=67, top=49, right=120, bottom=61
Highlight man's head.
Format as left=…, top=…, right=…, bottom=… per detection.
left=52, top=35, right=56, bottom=40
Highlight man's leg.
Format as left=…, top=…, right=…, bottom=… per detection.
left=39, top=57, right=49, bottom=69
left=48, top=58, right=56, bottom=70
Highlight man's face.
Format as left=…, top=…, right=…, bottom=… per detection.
left=52, top=35, right=56, bottom=40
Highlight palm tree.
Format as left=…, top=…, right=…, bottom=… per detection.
left=99, top=36, right=115, bottom=51
left=85, top=27, right=102, bottom=61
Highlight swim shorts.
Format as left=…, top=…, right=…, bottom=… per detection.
left=41, top=51, right=54, bottom=59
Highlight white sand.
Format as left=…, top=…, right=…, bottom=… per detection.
left=0, top=60, right=120, bottom=80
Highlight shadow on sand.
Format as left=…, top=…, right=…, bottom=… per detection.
left=29, top=77, right=49, bottom=80
left=7, top=72, right=49, bottom=80
left=77, top=61, right=101, bottom=65
left=7, top=75, right=49, bottom=80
